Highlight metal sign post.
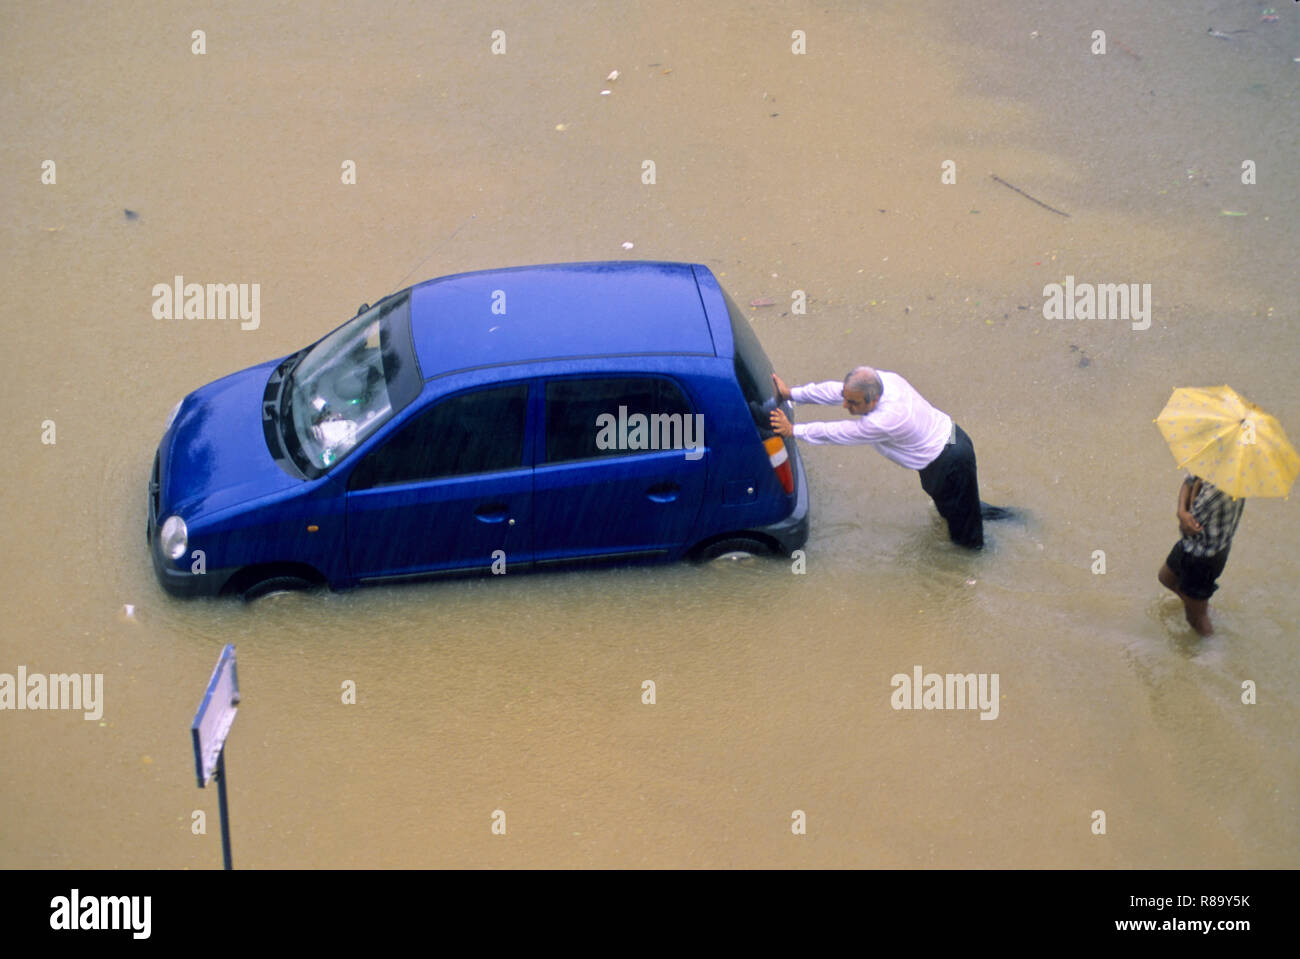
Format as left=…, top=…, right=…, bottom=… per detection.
left=191, top=644, right=240, bottom=870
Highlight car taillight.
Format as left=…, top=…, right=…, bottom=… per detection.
left=763, top=435, right=794, bottom=495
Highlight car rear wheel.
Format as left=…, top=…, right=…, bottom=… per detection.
left=242, top=575, right=315, bottom=602
left=693, top=536, right=773, bottom=562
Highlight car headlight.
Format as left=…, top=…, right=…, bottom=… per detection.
left=164, top=399, right=183, bottom=432
left=160, top=515, right=188, bottom=562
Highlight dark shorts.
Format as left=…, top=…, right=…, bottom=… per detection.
left=1165, top=541, right=1230, bottom=600
left=917, top=424, right=983, bottom=549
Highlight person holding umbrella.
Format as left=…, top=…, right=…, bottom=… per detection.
left=1155, top=386, right=1299, bottom=636
left=1158, top=475, right=1244, bottom=636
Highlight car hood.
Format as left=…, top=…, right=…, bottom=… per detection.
left=159, top=358, right=301, bottom=518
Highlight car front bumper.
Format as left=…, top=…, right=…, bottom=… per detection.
left=146, top=448, right=234, bottom=598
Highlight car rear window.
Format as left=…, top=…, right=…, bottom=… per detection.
left=545, top=377, right=695, bottom=463
left=723, top=290, right=777, bottom=432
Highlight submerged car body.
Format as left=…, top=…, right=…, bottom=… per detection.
left=147, top=261, right=808, bottom=598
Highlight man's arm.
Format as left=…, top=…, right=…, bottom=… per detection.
left=790, top=380, right=847, bottom=406
left=794, top=417, right=888, bottom=445
left=769, top=407, right=889, bottom=445
left=771, top=372, right=845, bottom=407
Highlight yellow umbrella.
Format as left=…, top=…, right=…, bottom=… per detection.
left=1155, top=386, right=1300, bottom=499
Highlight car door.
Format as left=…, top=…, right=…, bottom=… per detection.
left=533, top=375, right=707, bottom=564
left=344, top=382, right=532, bottom=581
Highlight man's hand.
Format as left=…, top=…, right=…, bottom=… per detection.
left=772, top=373, right=791, bottom=403
left=1178, top=509, right=1203, bottom=537
left=770, top=408, right=794, bottom=438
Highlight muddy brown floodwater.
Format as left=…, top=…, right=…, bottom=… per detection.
left=1, top=0, right=1296, bottom=868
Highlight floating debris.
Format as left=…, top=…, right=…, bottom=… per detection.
left=990, top=173, right=1071, bottom=217
left=123, top=209, right=139, bottom=220
left=621, top=241, right=634, bottom=250
left=606, top=70, right=619, bottom=81
left=1116, top=39, right=1141, bottom=60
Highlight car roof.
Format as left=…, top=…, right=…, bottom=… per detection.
left=407, top=261, right=719, bottom=379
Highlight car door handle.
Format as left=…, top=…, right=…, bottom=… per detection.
left=474, top=504, right=510, bottom=523
left=646, top=482, right=680, bottom=504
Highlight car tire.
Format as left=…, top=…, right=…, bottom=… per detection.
left=693, top=536, right=773, bottom=562
left=242, top=575, right=315, bottom=602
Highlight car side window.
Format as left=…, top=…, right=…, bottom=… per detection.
left=545, top=377, right=694, bottom=464
left=348, top=383, right=528, bottom=489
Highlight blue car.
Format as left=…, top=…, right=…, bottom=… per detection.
left=146, top=261, right=809, bottom=598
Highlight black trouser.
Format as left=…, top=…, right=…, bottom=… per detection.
left=917, top=424, right=983, bottom=549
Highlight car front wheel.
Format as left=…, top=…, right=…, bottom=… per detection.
left=241, top=575, right=315, bottom=602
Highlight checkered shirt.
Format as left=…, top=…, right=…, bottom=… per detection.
left=1182, top=475, right=1245, bottom=558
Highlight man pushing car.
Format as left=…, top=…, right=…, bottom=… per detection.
left=768, top=367, right=1011, bottom=549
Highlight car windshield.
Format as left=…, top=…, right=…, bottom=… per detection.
left=284, top=294, right=418, bottom=474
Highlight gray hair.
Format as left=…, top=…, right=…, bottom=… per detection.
left=843, top=366, right=883, bottom=404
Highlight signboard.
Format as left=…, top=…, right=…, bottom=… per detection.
left=190, top=644, right=240, bottom=788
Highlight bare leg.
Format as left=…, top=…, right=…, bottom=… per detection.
left=1157, top=564, right=1213, bottom=635
left=1183, top=597, right=1213, bottom=636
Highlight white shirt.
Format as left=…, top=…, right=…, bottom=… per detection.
left=790, top=371, right=953, bottom=470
